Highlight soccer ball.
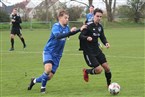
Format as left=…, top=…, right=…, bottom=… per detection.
left=108, top=82, right=120, bottom=95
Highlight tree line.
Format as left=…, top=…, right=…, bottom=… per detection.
left=0, top=0, right=144, bottom=23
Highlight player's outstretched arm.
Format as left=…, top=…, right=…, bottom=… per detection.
left=56, top=25, right=87, bottom=39
left=56, top=29, right=80, bottom=39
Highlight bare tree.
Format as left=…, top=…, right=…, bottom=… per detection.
left=127, top=0, right=145, bottom=23
left=102, top=0, right=116, bottom=22
left=70, top=0, right=89, bottom=7
left=43, top=0, right=59, bottom=23
left=45, top=0, right=49, bottom=23
left=88, top=0, right=93, bottom=6
left=70, top=0, right=93, bottom=6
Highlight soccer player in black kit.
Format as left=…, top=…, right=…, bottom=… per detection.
left=9, top=8, right=26, bottom=51
left=79, top=8, right=112, bottom=87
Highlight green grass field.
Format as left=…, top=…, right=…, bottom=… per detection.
left=0, top=26, right=144, bottom=97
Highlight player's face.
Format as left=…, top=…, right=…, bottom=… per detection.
left=89, top=6, right=94, bottom=13
left=12, top=9, right=17, bottom=15
left=59, top=14, right=69, bottom=26
left=93, top=12, right=102, bottom=23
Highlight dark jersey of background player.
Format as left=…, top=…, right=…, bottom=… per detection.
left=9, top=8, right=26, bottom=51
left=79, top=8, right=112, bottom=87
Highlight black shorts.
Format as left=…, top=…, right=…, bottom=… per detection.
left=11, top=28, right=22, bottom=36
left=83, top=52, right=107, bottom=68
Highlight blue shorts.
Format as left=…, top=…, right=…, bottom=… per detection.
left=43, top=51, right=61, bottom=74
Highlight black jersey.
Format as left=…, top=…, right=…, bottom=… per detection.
left=79, top=22, right=108, bottom=56
left=11, top=14, right=22, bottom=29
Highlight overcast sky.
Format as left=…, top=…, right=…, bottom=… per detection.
left=3, top=0, right=127, bottom=9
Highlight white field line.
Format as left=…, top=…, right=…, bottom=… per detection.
left=1, top=51, right=144, bottom=59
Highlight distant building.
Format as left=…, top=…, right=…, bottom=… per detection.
left=26, top=0, right=42, bottom=18
left=26, top=0, right=64, bottom=19
left=0, top=0, right=14, bottom=15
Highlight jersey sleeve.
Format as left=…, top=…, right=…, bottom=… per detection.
left=79, top=29, right=88, bottom=40
left=52, top=24, right=60, bottom=37
left=52, top=24, right=79, bottom=39
left=99, top=26, right=108, bottom=45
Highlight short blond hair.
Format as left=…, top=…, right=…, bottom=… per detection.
left=57, top=10, right=68, bottom=17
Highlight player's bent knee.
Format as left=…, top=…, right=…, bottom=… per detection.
left=10, top=34, right=14, bottom=38
left=44, top=63, right=52, bottom=74
left=95, top=66, right=103, bottom=74
left=102, top=63, right=110, bottom=72
left=105, top=68, right=110, bottom=73
left=19, top=35, right=23, bottom=38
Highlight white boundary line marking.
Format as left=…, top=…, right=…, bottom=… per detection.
left=1, top=51, right=144, bottom=59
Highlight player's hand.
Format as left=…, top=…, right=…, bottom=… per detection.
left=70, top=27, right=77, bottom=32
left=80, top=25, right=87, bottom=31
left=11, top=19, right=15, bottom=22
left=105, top=43, right=110, bottom=49
left=87, top=36, right=92, bottom=41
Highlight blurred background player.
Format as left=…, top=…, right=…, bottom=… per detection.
left=9, top=8, right=26, bottom=51
left=28, top=10, right=86, bottom=93
left=85, top=5, right=94, bottom=24
left=79, top=8, right=112, bottom=87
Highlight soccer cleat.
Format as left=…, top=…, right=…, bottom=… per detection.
left=83, top=68, right=89, bottom=82
left=107, top=83, right=111, bottom=88
left=23, top=45, right=26, bottom=49
left=107, top=80, right=111, bottom=87
left=107, top=85, right=109, bottom=88
left=9, top=48, right=14, bottom=51
left=28, top=78, right=35, bottom=90
left=40, top=88, right=46, bottom=94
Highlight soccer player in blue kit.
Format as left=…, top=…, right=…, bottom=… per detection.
left=28, top=10, right=86, bottom=93
left=85, top=5, right=94, bottom=24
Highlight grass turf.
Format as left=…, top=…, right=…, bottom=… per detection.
left=0, top=27, right=144, bottom=97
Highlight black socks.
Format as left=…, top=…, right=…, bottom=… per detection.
left=86, top=68, right=96, bottom=75
left=11, top=38, right=14, bottom=48
left=20, top=37, right=26, bottom=47
left=105, top=71, right=112, bottom=86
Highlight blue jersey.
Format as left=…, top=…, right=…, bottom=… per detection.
left=86, top=13, right=94, bottom=23
left=44, top=22, right=70, bottom=57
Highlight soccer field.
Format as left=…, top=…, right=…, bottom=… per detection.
left=0, top=27, right=144, bottom=97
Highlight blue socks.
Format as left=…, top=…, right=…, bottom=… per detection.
left=35, top=72, right=49, bottom=88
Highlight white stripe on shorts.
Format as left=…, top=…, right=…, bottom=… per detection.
left=86, top=55, right=91, bottom=65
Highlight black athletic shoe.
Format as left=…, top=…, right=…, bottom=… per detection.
left=41, top=88, right=46, bottom=93
left=9, top=48, right=14, bottom=51
left=23, top=45, right=26, bottom=49
left=28, top=78, right=35, bottom=90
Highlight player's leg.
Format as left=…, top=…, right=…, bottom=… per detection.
left=102, top=62, right=112, bottom=86
left=97, top=53, right=112, bottom=86
left=40, top=63, right=53, bottom=93
left=28, top=52, right=60, bottom=93
left=28, top=52, right=52, bottom=91
left=9, top=29, right=15, bottom=51
left=83, top=54, right=102, bottom=82
left=17, top=29, right=26, bottom=48
left=39, top=56, right=60, bottom=93
left=28, top=62, right=52, bottom=91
